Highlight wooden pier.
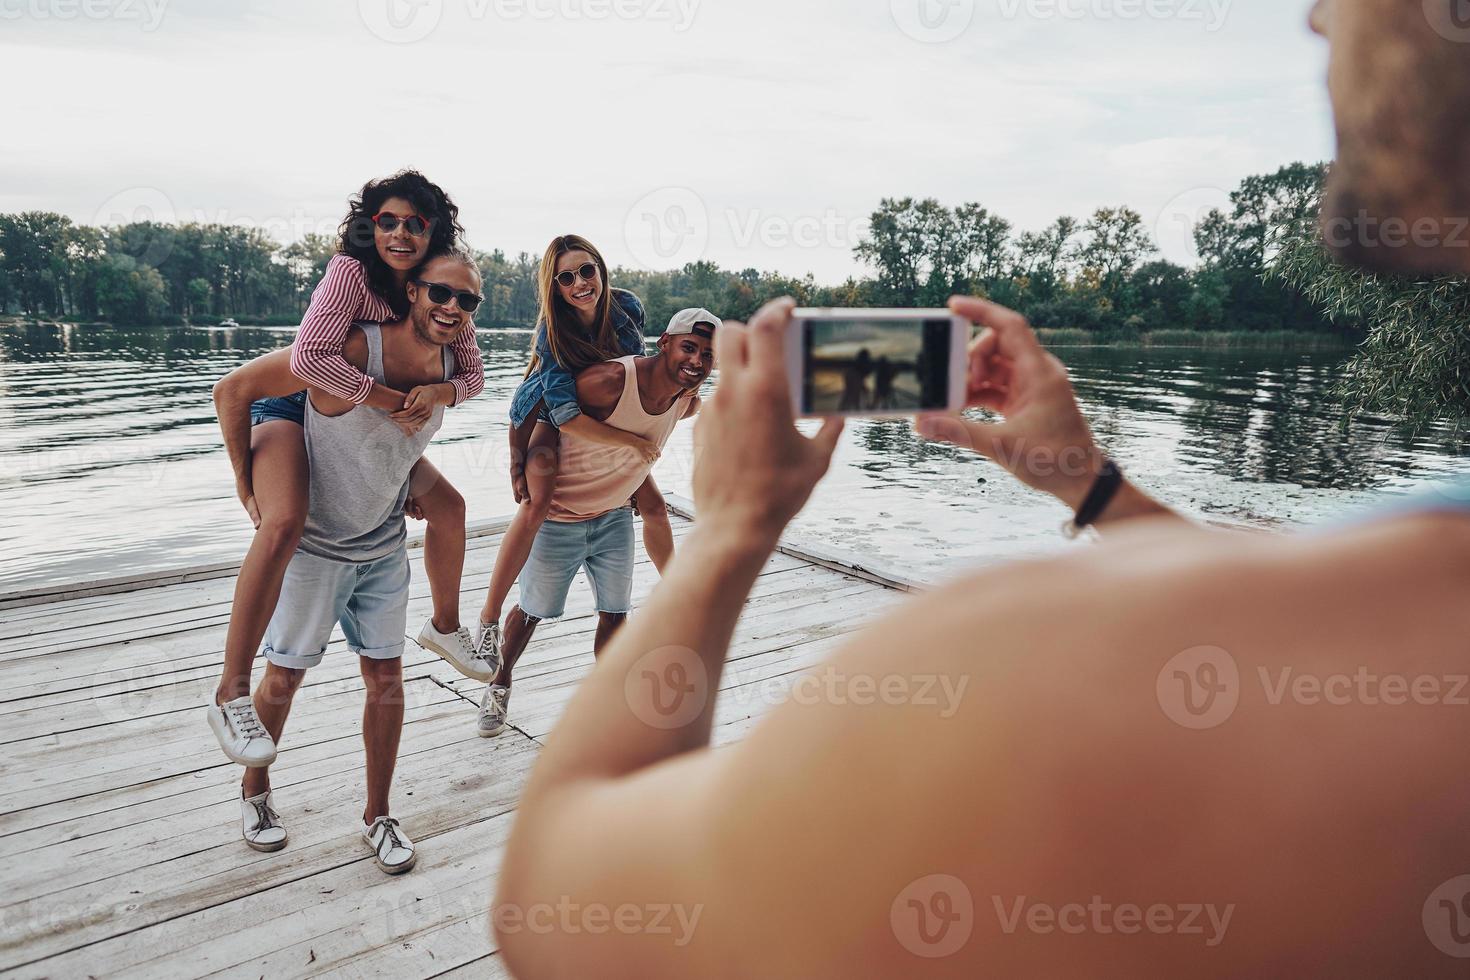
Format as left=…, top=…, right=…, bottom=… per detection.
left=0, top=502, right=911, bottom=978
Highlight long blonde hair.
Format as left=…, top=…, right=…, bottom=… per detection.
left=526, top=234, right=620, bottom=377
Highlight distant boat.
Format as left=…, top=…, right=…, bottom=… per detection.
left=219, top=318, right=241, bottom=328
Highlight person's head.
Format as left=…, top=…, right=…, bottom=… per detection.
left=1309, top=0, right=1470, bottom=275
left=533, top=234, right=618, bottom=373
left=657, top=308, right=718, bottom=391
left=404, top=250, right=482, bottom=349
left=338, top=170, right=464, bottom=315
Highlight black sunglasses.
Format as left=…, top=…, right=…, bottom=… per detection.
left=372, top=212, right=430, bottom=236
left=554, top=263, right=600, bottom=288
left=413, top=279, right=483, bottom=313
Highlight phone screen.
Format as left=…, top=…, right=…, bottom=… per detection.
left=801, top=316, right=955, bottom=414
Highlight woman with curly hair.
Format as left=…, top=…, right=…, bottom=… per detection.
left=206, top=171, right=492, bottom=781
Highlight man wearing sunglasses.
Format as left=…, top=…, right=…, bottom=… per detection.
left=232, top=250, right=489, bottom=875
left=476, top=308, right=718, bottom=737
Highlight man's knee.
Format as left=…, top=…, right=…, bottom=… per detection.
left=360, top=657, right=403, bottom=687
left=599, top=612, right=628, bottom=629
left=257, top=512, right=306, bottom=559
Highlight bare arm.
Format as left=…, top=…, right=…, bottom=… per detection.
left=496, top=301, right=844, bottom=977
left=557, top=362, right=661, bottom=462
left=213, top=348, right=309, bottom=523
left=495, top=298, right=1470, bottom=979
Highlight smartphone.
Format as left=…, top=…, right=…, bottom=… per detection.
left=785, top=308, right=970, bottom=418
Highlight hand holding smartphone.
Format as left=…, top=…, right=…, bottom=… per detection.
left=785, top=308, right=971, bottom=418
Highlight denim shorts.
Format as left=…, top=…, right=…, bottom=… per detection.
left=518, top=508, right=634, bottom=621
left=251, top=390, right=308, bottom=427
left=262, top=545, right=411, bottom=669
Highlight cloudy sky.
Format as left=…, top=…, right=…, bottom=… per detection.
left=2, top=0, right=1333, bottom=281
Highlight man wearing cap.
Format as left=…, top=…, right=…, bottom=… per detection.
left=477, top=308, right=718, bottom=736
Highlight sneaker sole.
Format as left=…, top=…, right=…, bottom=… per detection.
left=245, top=834, right=287, bottom=853
left=417, top=635, right=499, bottom=683
left=478, top=722, right=507, bottom=738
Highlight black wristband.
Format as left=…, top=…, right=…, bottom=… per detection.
left=1066, top=458, right=1124, bottom=537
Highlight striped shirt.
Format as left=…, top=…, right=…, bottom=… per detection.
left=289, top=254, right=485, bottom=406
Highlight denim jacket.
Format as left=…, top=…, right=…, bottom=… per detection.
left=509, top=288, right=648, bottom=429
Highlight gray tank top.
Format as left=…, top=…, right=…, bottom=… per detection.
left=298, top=321, right=455, bottom=563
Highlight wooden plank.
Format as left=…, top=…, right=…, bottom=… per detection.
left=0, top=500, right=914, bottom=978
left=0, top=517, right=518, bottom=612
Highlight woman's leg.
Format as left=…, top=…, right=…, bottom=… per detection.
left=215, top=420, right=309, bottom=705
left=408, top=458, right=467, bottom=633
left=631, top=477, right=674, bottom=574
left=479, top=422, right=560, bottom=629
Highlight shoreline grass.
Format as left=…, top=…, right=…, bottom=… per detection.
left=1036, top=328, right=1356, bottom=351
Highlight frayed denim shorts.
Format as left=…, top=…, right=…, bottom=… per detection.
left=262, top=545, right=411, bottom=669
left=250, top=390, right=308, bottom=426
left=518, top=508, right=635, bottom=621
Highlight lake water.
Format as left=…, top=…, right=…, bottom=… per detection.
left=2, top=323, right=1466, bottom=593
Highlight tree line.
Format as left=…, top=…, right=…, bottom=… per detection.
left=1, top=161, right=1464, bottom=423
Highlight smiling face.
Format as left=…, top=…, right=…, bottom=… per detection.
left=657, top=331, right=715, bottom=391
left=554, top=249, right=603, bottom=317
left=374, top=195, right=432, bottom=274
left=407, top=255, right=481, bottom=347
left=1309, top=0, right=1470, bottom=275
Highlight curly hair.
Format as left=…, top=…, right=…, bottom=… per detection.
left=336, top=170, right=464, bottom=317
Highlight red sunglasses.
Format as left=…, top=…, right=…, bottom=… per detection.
left=372, top=212, right=430, bottom=236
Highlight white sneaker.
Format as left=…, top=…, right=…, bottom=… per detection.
left=479, top=684, right=511, bottom=738
left=208, top=694, right=277, bottom=767
left=241, top=790, right=287, bottom=852
left=363, top=816, right=417, bottom=874
left=417, top=618, right=501, bottom=682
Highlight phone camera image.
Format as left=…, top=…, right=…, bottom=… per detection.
left=802, top=318, right=953, bottom=414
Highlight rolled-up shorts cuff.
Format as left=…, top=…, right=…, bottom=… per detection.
left=263, top=645, right=325, bottom=670
left=352, top=641, right=405, bottom=661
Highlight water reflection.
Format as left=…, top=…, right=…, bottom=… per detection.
left=0, top=324, right=1465, bottom=592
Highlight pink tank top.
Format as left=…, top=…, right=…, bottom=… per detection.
left=548, top=356, right=698, bottom=523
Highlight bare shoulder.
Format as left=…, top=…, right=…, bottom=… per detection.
left=575, top=360, right=626, bottom=410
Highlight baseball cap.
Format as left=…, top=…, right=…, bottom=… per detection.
left=664, top=308, right=722, bottom=339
